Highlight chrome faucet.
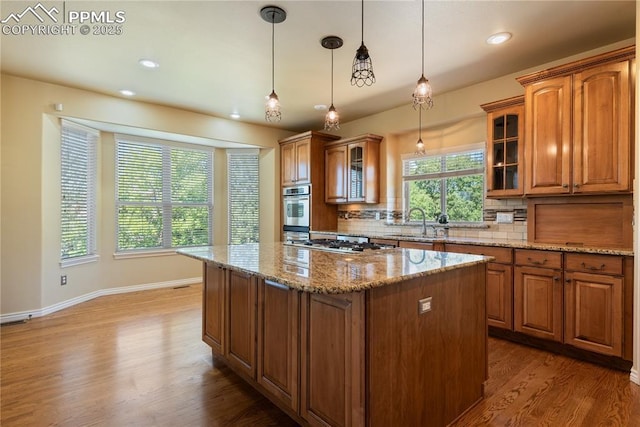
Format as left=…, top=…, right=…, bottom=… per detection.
left=408, top=207, right=428, bottom=236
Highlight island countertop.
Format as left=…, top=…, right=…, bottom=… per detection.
left=178, top=242, right=491, bottom=294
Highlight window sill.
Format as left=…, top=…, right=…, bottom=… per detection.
left=113, top=249, right=178, bottom=260
left=60, top=254, right=100, bottom=268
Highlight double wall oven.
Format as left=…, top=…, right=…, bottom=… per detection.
left=282, top=185, right=310, bottom=242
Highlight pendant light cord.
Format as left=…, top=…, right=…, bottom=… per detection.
left=421, top=0, right=424, bottom=75
left=331, top=49, right=334, bottom=104
left=361, top=0, right=364, bottom=42
left=271, top=16, right=275, bottom=92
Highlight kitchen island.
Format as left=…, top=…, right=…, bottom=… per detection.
left=178, top=243, right=491, bottom=427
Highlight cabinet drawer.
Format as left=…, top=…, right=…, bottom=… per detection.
left=564, top=253, right=623, bottom=275
left=515, top=249, right=562, bottom=269
left=445, top=244, right=512, bottom=264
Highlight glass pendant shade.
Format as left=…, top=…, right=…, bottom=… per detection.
left=265, top=90, right=281, bottom=122
left=416, top=137, right=425, bottom=154
left=413, top=74, right=434, bottom=109
left=325, top=104, right=340, bottom=131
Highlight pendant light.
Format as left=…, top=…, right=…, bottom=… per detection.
left=261, top=6, right=286, bottom=123
left=322, top=36, right=343, bottom=131
left=412, top=0, right=433, bottom=109
left=351, top=0, right=375, bottom=87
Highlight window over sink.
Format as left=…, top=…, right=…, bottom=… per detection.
left=402, top=144, right=484, bottom=223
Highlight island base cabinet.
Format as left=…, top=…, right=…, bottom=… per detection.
left=257, top=280, right=300, bottom=413
left=300, top=293, right=365, bottom=427
left=367, top=264, right=487, bottom=427
left=225, top=270, right=257, bottom=380
left=203, top=263, right=226, bottom=355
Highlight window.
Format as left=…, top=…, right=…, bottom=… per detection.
left=227, top=149, right=259, bottom=244
left=116, top=136, right=213, bottom=252
left=60, top=120, right=99, bottom=265
left=403, top=145, right=484, bottom=223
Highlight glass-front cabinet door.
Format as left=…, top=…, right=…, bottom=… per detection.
left=348, top=144, right=364, bottom=201
left=481, top=96, right=524, bottom=198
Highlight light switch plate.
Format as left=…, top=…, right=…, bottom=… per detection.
left=496, top=212, right=514, bottom=224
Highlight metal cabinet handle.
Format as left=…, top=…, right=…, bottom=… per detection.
left=527, top=257, right=547, bottom=266
left=562, top=184, right=569, bottom=188
left=574, top=183, right=580, bottom=188
left=581, top=262, right=605, bottom=271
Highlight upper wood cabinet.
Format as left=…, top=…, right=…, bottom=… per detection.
left=517, top=45, right=634, bottom=196
left=279, top=131, right=340, bottom=187
left=325, top=134, right=382, bottom=204
left=481, top=96, right=525, bottom=198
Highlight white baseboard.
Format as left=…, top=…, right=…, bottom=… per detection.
left=0, top=277, right=201, bottom=324
left=631, top=368, right=639, bottom=385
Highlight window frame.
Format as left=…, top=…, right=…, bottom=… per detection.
left=402, top=143, right=485, bottom=224
left=114, top=135, right=214, bottom=255
left=60, top=119, right=99, bottom=267
left=227, top=149, right=260, bottom=245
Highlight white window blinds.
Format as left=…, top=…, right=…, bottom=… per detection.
left=60, top=120, right=98, bottom=263
left=227, top=149, right=259, bottom=244
left=116, top=137, right=213, bottom=251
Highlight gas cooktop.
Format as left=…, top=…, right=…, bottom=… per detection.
left=286, top=238, right=394, bottom=253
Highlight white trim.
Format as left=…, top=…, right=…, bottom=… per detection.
left=60, top=254, right=100, bottom=268
left=226, top=148, right=260, bottom=156
left=113, top=249, right=178, bottom=260
left=631, top=368, right=639, bottom=385
left=0, top=277, right=201, bottom=324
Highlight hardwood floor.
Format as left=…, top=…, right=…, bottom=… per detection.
left=2, top=284, right=638, bottom=426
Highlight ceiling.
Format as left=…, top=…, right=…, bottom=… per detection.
left=0, top=1, right=636, bottom=134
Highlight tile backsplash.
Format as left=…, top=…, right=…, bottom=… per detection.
left=336, top=197, right=528, bottom=241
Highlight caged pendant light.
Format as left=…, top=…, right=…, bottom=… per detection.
left=322, top=36, right=343, bottom=131
left=261, top=6, right=286, bottom=123
left=351, top=0, right=375, bottom=87
left=415, top=105, right=426, bottom=155
left=412, top=0, right=433, bottom=109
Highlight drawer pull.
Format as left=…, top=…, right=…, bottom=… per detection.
left=581, top=262, right=606, bottom=271
left=527, top=257, right=547, bottom=266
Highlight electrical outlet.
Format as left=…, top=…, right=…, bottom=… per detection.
left=418, top=296, right=432, bottom=314
left=496, top=212, right=514, bottom=224
left=60, top=275, right=67, bottom=286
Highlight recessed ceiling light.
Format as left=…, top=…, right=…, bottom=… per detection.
left=139, top=58, right=159, bottom=69
left=314, top=104, right=328, bottom=111
left=486, top=32, right=512, bottom=45
left=230, top=113, right=240, bottom=119
left=119, top=89, right=136, bottom=96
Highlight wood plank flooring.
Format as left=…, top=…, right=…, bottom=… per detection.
left=2, top=284, right=639, bottom=426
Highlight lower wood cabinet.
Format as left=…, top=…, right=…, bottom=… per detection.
left=300, top=292, right=365, bottom=427
left=203, top=263, right=226, bottom=354
left=257, top=280, right=300, bottom=412
left=564, top=254, right=624, bottom=357
left=226, top=270, right=257, bottom=379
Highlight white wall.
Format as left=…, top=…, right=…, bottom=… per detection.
left=1, top=75, right=292, bottom=316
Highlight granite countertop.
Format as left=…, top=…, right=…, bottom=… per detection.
left=311, top=231, right=634, bottom=257
left=177, top=242, right=491, bottom=294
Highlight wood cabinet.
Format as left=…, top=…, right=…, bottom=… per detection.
left=563, top=253, right=623, bottom=356
left=279, top=131, right=341, bottom=233
left=481, top=96, right=525, bottom=198
left=203, top=263, right=226, bottom=355
left=325, top=134, right=382, bottom=204
left=225, top=269, right=257, bottom=379
left=300, top=292, right=365, bottom=427
left=257, top=280, right=300, bottom=412
left=514, top=250, right=564, bottom=342
left=445, top=244, right=514, bottom=330
left=517, top=45, right=634, bottom=196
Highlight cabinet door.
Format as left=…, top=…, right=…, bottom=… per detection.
left=203, top=263, right=225, bottom=355
left=524, top=75, right=572, bottom=195
left=300, top=293, right=365, bottom=427
left=295, top=139, right=312, bottom=184
left=399, top=241, right=434, bottom=250
left=486, top=104, right=524, bottom=197
left=257, top=280, right=299, bottom=412
left=487, top=263, right=513, bottom=330
left=325, top=145, right=348, bottom=203
left=564, top=271, right=623, bottom=356
left=281, top=142, right=297, bottom=186
left=514, top=266, right=563, bottom=342
left=573, top=60, right=631, bottom=193
left=226, top=270, right=257, bottom=379
left=347, top=143, right=365, bottom=202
